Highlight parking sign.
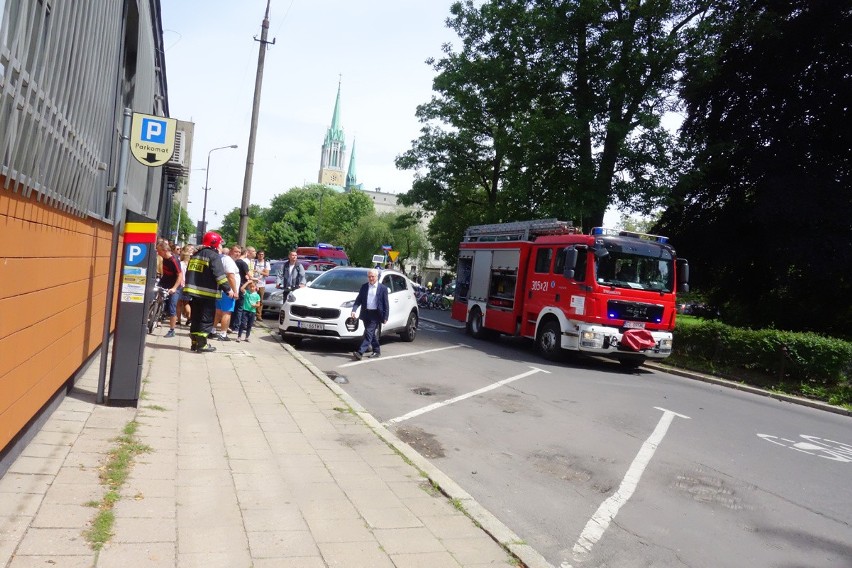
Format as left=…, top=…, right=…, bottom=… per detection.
left=130, top=112, right=176, bottom=166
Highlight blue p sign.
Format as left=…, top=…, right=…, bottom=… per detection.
left=126, top=244, right=147, bottom=266
left=141, top=118, right=166, bottom=144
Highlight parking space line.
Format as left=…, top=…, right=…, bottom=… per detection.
left=567, top=407, right=690, bottom=565
left=382, top=366, right=550, bottom=426
left=337, top=344, right=469, bottom=368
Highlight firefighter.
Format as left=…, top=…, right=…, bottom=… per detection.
left=183, top=231, right=235, bottom=352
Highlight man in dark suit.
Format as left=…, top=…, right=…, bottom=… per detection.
left=351, top=268, right=389, bottom=360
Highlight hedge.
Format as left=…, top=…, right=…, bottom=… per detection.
left=669, top=319, right=852, bottom=406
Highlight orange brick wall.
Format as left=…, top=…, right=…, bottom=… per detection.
left=0, top=184, right=120, bottom=451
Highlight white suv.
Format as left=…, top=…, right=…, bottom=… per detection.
left=278, top=267, right=419, bottom=347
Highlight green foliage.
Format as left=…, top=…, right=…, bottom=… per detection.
left=397, top=0, right=709, bottom=254
left=670, top=320, right=852, bottom=406
left=215, top=204, right=267, bottom=249
left=169, top=201, right=194, bottom=244
left=657, top=1, right=852, bottom=335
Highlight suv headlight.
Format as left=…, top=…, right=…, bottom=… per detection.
left=287, top=292, right=297, bottom=303
left=341, top=299, right=356, bottom=308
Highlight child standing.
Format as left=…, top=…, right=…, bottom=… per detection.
left=236, top=280, right=261, bottom=342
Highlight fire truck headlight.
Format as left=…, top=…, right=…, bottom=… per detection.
left=581, top=330, right=604, bottom=348
left=659, top=338, right=673, bottom=352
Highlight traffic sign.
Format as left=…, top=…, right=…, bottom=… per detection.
left=388, top=250, right=399, bottom=261
left=130, top=113, right=177, bottom=167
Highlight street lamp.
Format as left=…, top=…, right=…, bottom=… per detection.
left=201, top=144, right=238, bottom=234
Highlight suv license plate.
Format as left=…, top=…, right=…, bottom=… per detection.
left=298, top=321, right=323, bottom=331
left=624, top=321, right=646, bottom=329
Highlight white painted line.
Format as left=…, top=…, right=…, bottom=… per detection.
left=382, top=366, right=550, bottom=426
left=567, top=407, right=690, bottom=565
left=338, top=344, right=468, bottom=368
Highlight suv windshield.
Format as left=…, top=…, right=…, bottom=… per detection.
left=596, top=251, right=673, bottom=292
left=310, top=269, right=368, bottom=292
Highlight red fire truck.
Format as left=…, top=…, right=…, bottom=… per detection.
left=450, top=219, right=689, bottom=368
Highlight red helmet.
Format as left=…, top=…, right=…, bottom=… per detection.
left=202, top=231, right=223, bottom=248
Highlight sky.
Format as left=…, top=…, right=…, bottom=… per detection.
left=160, top=0, right=460, bottom=229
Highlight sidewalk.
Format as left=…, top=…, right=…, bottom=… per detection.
left=0, top=320, right=550, bottom=568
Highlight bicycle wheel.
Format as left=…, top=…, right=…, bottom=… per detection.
left=146, top=299, right=157, bottom=334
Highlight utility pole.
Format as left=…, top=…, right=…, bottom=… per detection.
left=238, top=0, right=275, bottom=246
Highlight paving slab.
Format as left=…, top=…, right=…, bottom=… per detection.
left=0, top=323, right=539, bottom=567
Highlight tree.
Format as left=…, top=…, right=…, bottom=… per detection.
left=397, top=0, right=711, bottom=255
left=217, top=204, right=268, bottom=249
left=170, top=201, right=194, bottom=244
left=656, top=0, right=852, bottom=334
left=264, top=185, right=376, bottom=258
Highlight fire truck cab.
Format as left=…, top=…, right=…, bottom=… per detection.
left=451, top=219, right=689, bottom=368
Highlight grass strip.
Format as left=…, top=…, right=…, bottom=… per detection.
left=84, top=421, right=151, bottom=550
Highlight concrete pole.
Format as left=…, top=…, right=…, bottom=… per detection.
left=238, top=0, right=275, bottom=246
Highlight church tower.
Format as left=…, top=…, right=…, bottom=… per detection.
left=345, top=139, right=363, bottom=191
left=317, top=79, right=346, bottom=188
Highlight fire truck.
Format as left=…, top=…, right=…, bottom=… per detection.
left=450, top=219, right=689, bottom=368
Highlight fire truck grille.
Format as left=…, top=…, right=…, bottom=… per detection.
left=607, top=300, right=664, bottom=323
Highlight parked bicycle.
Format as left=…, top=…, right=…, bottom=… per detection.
left=146, top=284, right=170, bottom=334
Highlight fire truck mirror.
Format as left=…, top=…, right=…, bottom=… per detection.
left=676, top=258, right=690, bottom=293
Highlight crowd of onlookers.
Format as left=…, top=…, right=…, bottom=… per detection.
left=155, top=239, right=272, bottom=344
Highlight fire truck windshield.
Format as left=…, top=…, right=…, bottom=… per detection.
left=595, top=250, right=674, bottom=292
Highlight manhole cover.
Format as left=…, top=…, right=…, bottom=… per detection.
left=327, top=371, right=348, bottom=384
left=412, top=387, right=434, bottom=396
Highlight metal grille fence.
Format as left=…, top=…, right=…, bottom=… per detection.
left=0, top=0, right=162, bottom=219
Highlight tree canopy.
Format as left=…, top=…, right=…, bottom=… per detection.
left=655, top=0, right=852, bottom=334
left=397, top=0, right=711, bottom=260
left=210, top=185, right=427, bottom=268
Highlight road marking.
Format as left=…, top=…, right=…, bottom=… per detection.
left=757, top=434, right=852, bottom=463
left=383, top=366, right=550, bottom=426
left=338, top=344, right=468, bottom=368
left=567, top=407, right=690, bottom=565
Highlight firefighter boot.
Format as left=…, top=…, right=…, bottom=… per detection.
left=196, top=334, right=216, bottom=353
left=190, top=334, right=198, bottom=352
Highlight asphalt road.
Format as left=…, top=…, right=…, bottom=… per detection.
left=278, top=313, right=852, bottom=568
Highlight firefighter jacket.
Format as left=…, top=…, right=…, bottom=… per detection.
left=183, top=246, right=231, bottom=299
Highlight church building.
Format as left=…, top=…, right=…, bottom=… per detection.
left=317, top=80, right=347, bottom=190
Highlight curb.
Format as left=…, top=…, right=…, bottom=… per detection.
left=646, top=363, right=852, bottom=418
left=280, top=337, right=555, bottom=568
left=420, top=314, right=466, bottom=330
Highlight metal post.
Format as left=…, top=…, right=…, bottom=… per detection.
left=238, top=0, right=275, bottom=246
left=201, top=144, right=238, bottom=234
left=97, top=108, right=132, bottom=404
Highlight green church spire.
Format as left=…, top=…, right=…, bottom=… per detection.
left=346, top=139, right=362, bottom=190
left=324, top=77, right=345, bottom=146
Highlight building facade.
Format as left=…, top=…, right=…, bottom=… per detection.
left=0, top=0, right=172, bottom=473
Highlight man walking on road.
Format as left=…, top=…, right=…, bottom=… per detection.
left=183, top=231, right=234, bottom=353
left=351, top=268, right=389, bottom=360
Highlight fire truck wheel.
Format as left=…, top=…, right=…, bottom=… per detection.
left=537, top=320, right=563, bottom=361
left=467, top=308, right=486, bottom=338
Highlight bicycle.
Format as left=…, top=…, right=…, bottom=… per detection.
left=146, top=285, right=169, bottom=334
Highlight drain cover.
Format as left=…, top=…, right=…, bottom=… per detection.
left=412, top=387, right=434, bottom=396
left=327, top=371, right=349, bottom=384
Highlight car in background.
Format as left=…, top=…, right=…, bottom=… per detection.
left=278, top=267, right=419, bottom=346
left=304, top=261, right=336, bottom=272
left=261, top=269, right=322, bottom=319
